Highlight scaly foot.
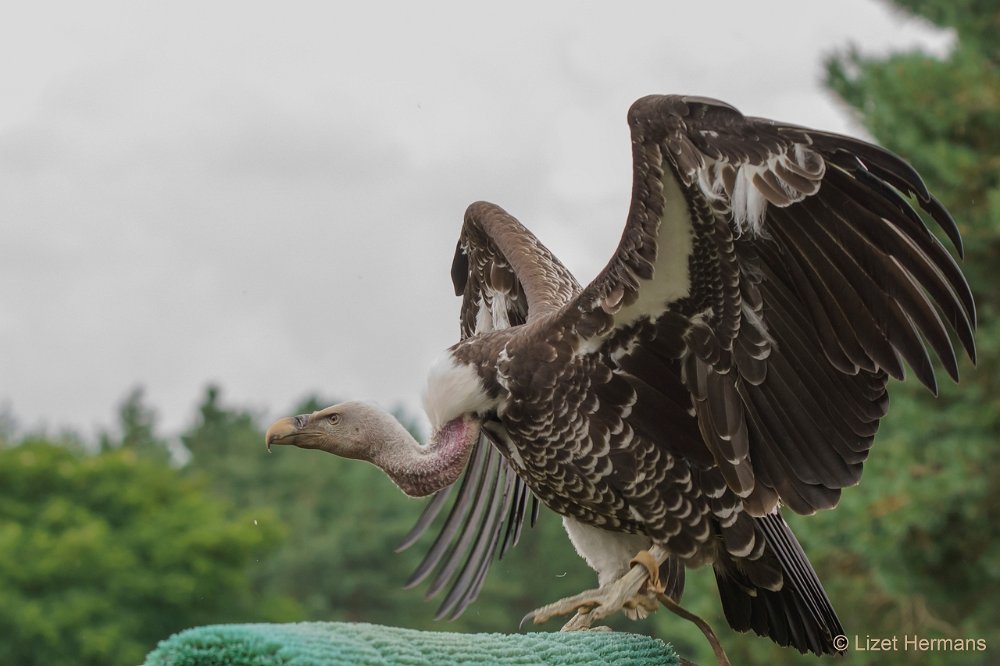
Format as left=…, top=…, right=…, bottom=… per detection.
left=520, top=545, right=669, bottom=631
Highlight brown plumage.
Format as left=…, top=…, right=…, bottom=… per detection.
left=267, top=94, right=975, bottom=656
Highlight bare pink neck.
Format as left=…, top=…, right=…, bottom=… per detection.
left=372, top=416, right=478, bottom=497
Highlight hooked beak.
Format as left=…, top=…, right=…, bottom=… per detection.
left=265, top=414, right=309, bottom=452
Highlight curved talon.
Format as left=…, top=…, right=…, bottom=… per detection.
left=520, top=588, right=605, bottom=628
left=518, top=611, right=535, bottom=631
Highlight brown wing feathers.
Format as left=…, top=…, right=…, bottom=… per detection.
left=458, top=201, right=580, bottom=331
left=600, top=96, right=974, bottom=517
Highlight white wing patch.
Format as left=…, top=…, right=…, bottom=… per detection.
left=611, top=165, right=694, bottom=328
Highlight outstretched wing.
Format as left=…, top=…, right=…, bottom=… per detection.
left=397, top=202, right=579, bottom=619
left=452, top=201, right=580, bottom=337
left=568, top=94, right=975, bottom=517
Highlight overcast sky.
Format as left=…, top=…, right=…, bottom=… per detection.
left=0, top=1, right=950, bottom=439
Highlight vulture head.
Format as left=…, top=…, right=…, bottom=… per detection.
left=266, top=402, right=377, bottom=459
left=266, top=401, right=483, bottom=498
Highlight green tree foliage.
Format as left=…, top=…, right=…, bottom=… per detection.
left=0, top=434, right=294, bottom=666
left=101, top=387, right=165, bottom=453
left=822, top=0, right=998, bottom=657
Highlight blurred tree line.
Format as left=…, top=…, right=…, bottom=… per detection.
left=1, top=0, right=996, bottom=664
left=0, top=386, right=605, bottom=666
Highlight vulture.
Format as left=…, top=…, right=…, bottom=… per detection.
left=266, top=94, right=975, bottom=658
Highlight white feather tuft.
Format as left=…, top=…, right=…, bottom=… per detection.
left=731, top=164, right=768, bottom=235
left=491, top=293, right=511, bottom=329
left=694, top=159, right=730, bottom=202
left=423, top=353, right=494, bottom=430
left=475, top=298, right=493, bottom=333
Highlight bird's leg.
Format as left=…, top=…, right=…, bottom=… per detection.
left=520, top=544, right=670, bottom=631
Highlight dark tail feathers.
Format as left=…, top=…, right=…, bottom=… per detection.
left=713, top=511, right=845, bottom=655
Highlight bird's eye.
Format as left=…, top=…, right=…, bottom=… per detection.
left=328, top=414, right=341, bottom=425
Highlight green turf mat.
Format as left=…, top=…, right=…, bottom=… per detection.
left=144, top=621, right=679, bottom=665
